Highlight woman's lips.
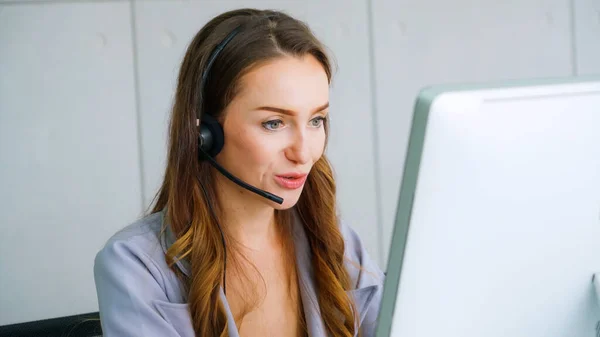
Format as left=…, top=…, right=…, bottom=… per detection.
left=274, top=174, right=307, bottom=189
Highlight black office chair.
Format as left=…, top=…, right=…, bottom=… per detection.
left=0, top=312, right=102, bottom=337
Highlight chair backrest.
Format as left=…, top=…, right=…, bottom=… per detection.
left=0, top=312, right=102, bottom=337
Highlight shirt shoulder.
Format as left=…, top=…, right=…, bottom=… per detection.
left=338, top=219, right=385, bottom=289
left=94, top=211, right=186, bottom=302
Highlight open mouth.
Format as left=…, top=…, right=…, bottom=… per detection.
left=274, top=174, right=307, bottom=189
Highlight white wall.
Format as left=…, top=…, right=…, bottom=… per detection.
left=0, top=1, right=143, bottom=326
left=1, top=0, right=598, bottom=326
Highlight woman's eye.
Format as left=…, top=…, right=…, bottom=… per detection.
left=262, top=120, right=283, bottom=130
left=310, top=116, right=326, bottom=127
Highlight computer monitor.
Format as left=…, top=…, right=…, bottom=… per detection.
left=376, top=76, right=600, bottom=337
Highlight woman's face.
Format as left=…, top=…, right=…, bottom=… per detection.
left=215, top=54, right=329, bottom=210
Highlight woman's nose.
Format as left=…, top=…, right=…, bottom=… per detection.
left=285, top=130, right=311, bottom=165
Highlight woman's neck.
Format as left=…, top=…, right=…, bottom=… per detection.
left=213, top=175, right=280, bottom=250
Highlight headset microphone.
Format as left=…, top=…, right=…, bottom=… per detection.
left=198, top=143, right=284, bottom=204
left=197, top=25, right=284, bottom=205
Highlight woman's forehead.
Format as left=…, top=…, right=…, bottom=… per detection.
left=233, top=55, right=330, bottom=114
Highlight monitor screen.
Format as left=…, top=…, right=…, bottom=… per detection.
left=376, top=76, right=600, bottom=337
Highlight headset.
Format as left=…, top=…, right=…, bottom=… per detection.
left=195, top=23, right=284, bottom=295
left=197, top=25, right=284, bottom=205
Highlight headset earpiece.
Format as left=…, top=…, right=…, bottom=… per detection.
left=197, top=27, right=242, bottom=162
left=198, top=113, right=225, bottom=159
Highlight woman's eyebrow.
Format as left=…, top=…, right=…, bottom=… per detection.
left=254, top=102, right=329, bottom=116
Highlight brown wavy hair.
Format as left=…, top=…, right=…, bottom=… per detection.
left=149, top=8, right=358, bottom=337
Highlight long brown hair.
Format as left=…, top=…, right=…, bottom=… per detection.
left=149, top=8, right=358, bottom=336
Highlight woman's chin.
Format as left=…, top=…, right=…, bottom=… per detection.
left=269, top=189, right=303, bottom=210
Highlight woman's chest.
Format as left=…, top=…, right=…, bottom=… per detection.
left=228, top=254, right=304, bottom=336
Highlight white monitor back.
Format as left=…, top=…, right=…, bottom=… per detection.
left=376, top=76, right=600, bottom=337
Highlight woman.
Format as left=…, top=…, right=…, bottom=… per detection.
left=94, top=8, right=384, bottom=337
